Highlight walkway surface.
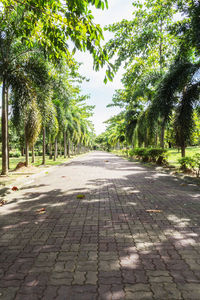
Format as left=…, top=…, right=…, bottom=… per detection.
left=0, top=151, right=200, bottom=300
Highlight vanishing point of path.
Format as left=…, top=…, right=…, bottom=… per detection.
left=1, top=151, right=200, bottom=300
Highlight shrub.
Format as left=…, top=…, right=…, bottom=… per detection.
left=129, top=149, right=135, bottom=157
left=193, top=154, right=200, bottom=177
left=9, top=151, right=20, bottom=158
left=179, top=154, right=200, bottom=177
left=129, top=148, right=168, bottom=164
left=133, top=148, right=149, bottom=161
left=178, top=156, right=195, bottom=171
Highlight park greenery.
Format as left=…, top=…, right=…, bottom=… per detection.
left=96, top=0, right=200, bottom=175
left=0, top=0, right=110, bottom=175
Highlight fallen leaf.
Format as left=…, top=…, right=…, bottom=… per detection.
left=0, top=200, right=7, bottom=206
left=61, top=176, right=66, bottom=178
left=180, top=183, right=186, bottom=186
left=12, top=186, right=19, bottom=191
left=36, top=208, right=46, bottom=214
left=146, top=209, right=162, bottom=213
left=77, top=194, right=85, bottom=199
left=104, top=160, right=109, bottom=162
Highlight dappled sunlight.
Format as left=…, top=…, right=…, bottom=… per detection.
left=1, top=151, right=200, bottom=299
left=127, top=201, right=137, bottom=206
left=167, top=214, right=191, bottom=227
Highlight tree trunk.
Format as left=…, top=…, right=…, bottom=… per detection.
left=64, top=132, right=67, bottom=158
left=54, top=138, right=57, bottom=161
left=49, top=142, right=52, bottom=159
left=25, top=140, right=29, bottom=167
left=6, top=88, right=10, bottom=170
left=60, top=143, right=62, bottom=157
left=32, top=146, right=35, bottom=163
left=67, top=139, right=70, bottom=158
left=1, top=78, right=8, bottom=175
left=21, top=147, right=24, bottom=157
left=155, top=131, right=158, bottom=147
left=42, top=127, right=46, bottom=165
left=125, top=141, right=128, bottom=157
left=160, top=122, right=165, bottom=149
left=181, top=145, right=186, bottom=157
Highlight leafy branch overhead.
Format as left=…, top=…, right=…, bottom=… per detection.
left=98, top=0, right=200, bottom=157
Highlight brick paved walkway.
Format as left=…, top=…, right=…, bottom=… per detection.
left=0, top=151, right=200, bottom=300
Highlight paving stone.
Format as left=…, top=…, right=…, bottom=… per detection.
left=0, top=287, right=19, bottom=300
left=1, top=151, right=200, bottom=300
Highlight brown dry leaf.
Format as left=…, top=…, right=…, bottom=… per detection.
left=0, top=200, right=7, bottom=206
left=12, top=186, right=19, bottom=191
left=104, top=160, right=109, bottom=162
left=61, top=176, right=66, bottom=178
left=146, top=209, right=162, bottom=213
left=36, top=208, right=46, bottom=214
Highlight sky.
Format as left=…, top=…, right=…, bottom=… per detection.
left=74, top=0, right=134, bottom=135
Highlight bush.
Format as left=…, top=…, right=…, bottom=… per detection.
left=0, top=151, right=20, bottom=158
left=9, top=151, right=20, bottom=158
left=193, top=154, right=200, bottom=177
left=178, top=154, right=200, bottom=177
left=129, top=148, right=168, bottom=164
left=178, top=156, right=195, bottom=170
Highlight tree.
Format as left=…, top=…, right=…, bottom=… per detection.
left=1, top=0, right=110, bottom=175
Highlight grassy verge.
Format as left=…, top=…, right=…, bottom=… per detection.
left=0, top=155, right=75, bottom=173
left=112, top=146, right=200, bottom=167
left=167, top=146, right=200, bottom=167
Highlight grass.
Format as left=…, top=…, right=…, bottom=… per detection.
left=112, top=146, right=200, bottom=167
left=167, top=146, right=200, bottom=166
left=0, top=154, right=74, bottom=173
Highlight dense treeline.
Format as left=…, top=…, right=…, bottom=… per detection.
left=97, top=0, right=200, bottom=158
left=0, top=0, right=109, bottom=175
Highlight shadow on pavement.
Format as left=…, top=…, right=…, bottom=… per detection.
left=0, top=151, right=200, bottom=299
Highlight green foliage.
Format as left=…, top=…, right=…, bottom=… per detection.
left=9, top=151, right=20, bottom=158
left=178, top=153, right=200, bottom=177
left=25, top=98, right=42, bottom=146
left=178, top=156, right=195, bottom=170
left=129, top=148, right=168, bottom=164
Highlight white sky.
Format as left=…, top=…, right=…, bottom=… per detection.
left=74, top=0, right=134, bottom=135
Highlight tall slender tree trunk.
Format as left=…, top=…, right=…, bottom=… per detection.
left=155, top=131, right=158, bottom=147
left=159, top=20, right=163, bottom=74
left=54, top=138, right=57, bottom=161
left=181, top=145, right=186, bottom=157
left=42, top=127, right=46, bottom=165
left=25, top=139, right=29, bottom=167
left=160, top=122, right=165, bottom=149
left=60, top=142, right=62, bottom=157
left=1, top=78, right=8, bottom=175
left=67, top=139, right=70, bottom=158
left=32, top=146, right=35, bottom=163
left=21, top=147, right=24, bottom=157
left=64, top=131, right=67, bottom=158
left=49, top=142, right=52, bottom=159
left=6, top=88, right=10, bottom=170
